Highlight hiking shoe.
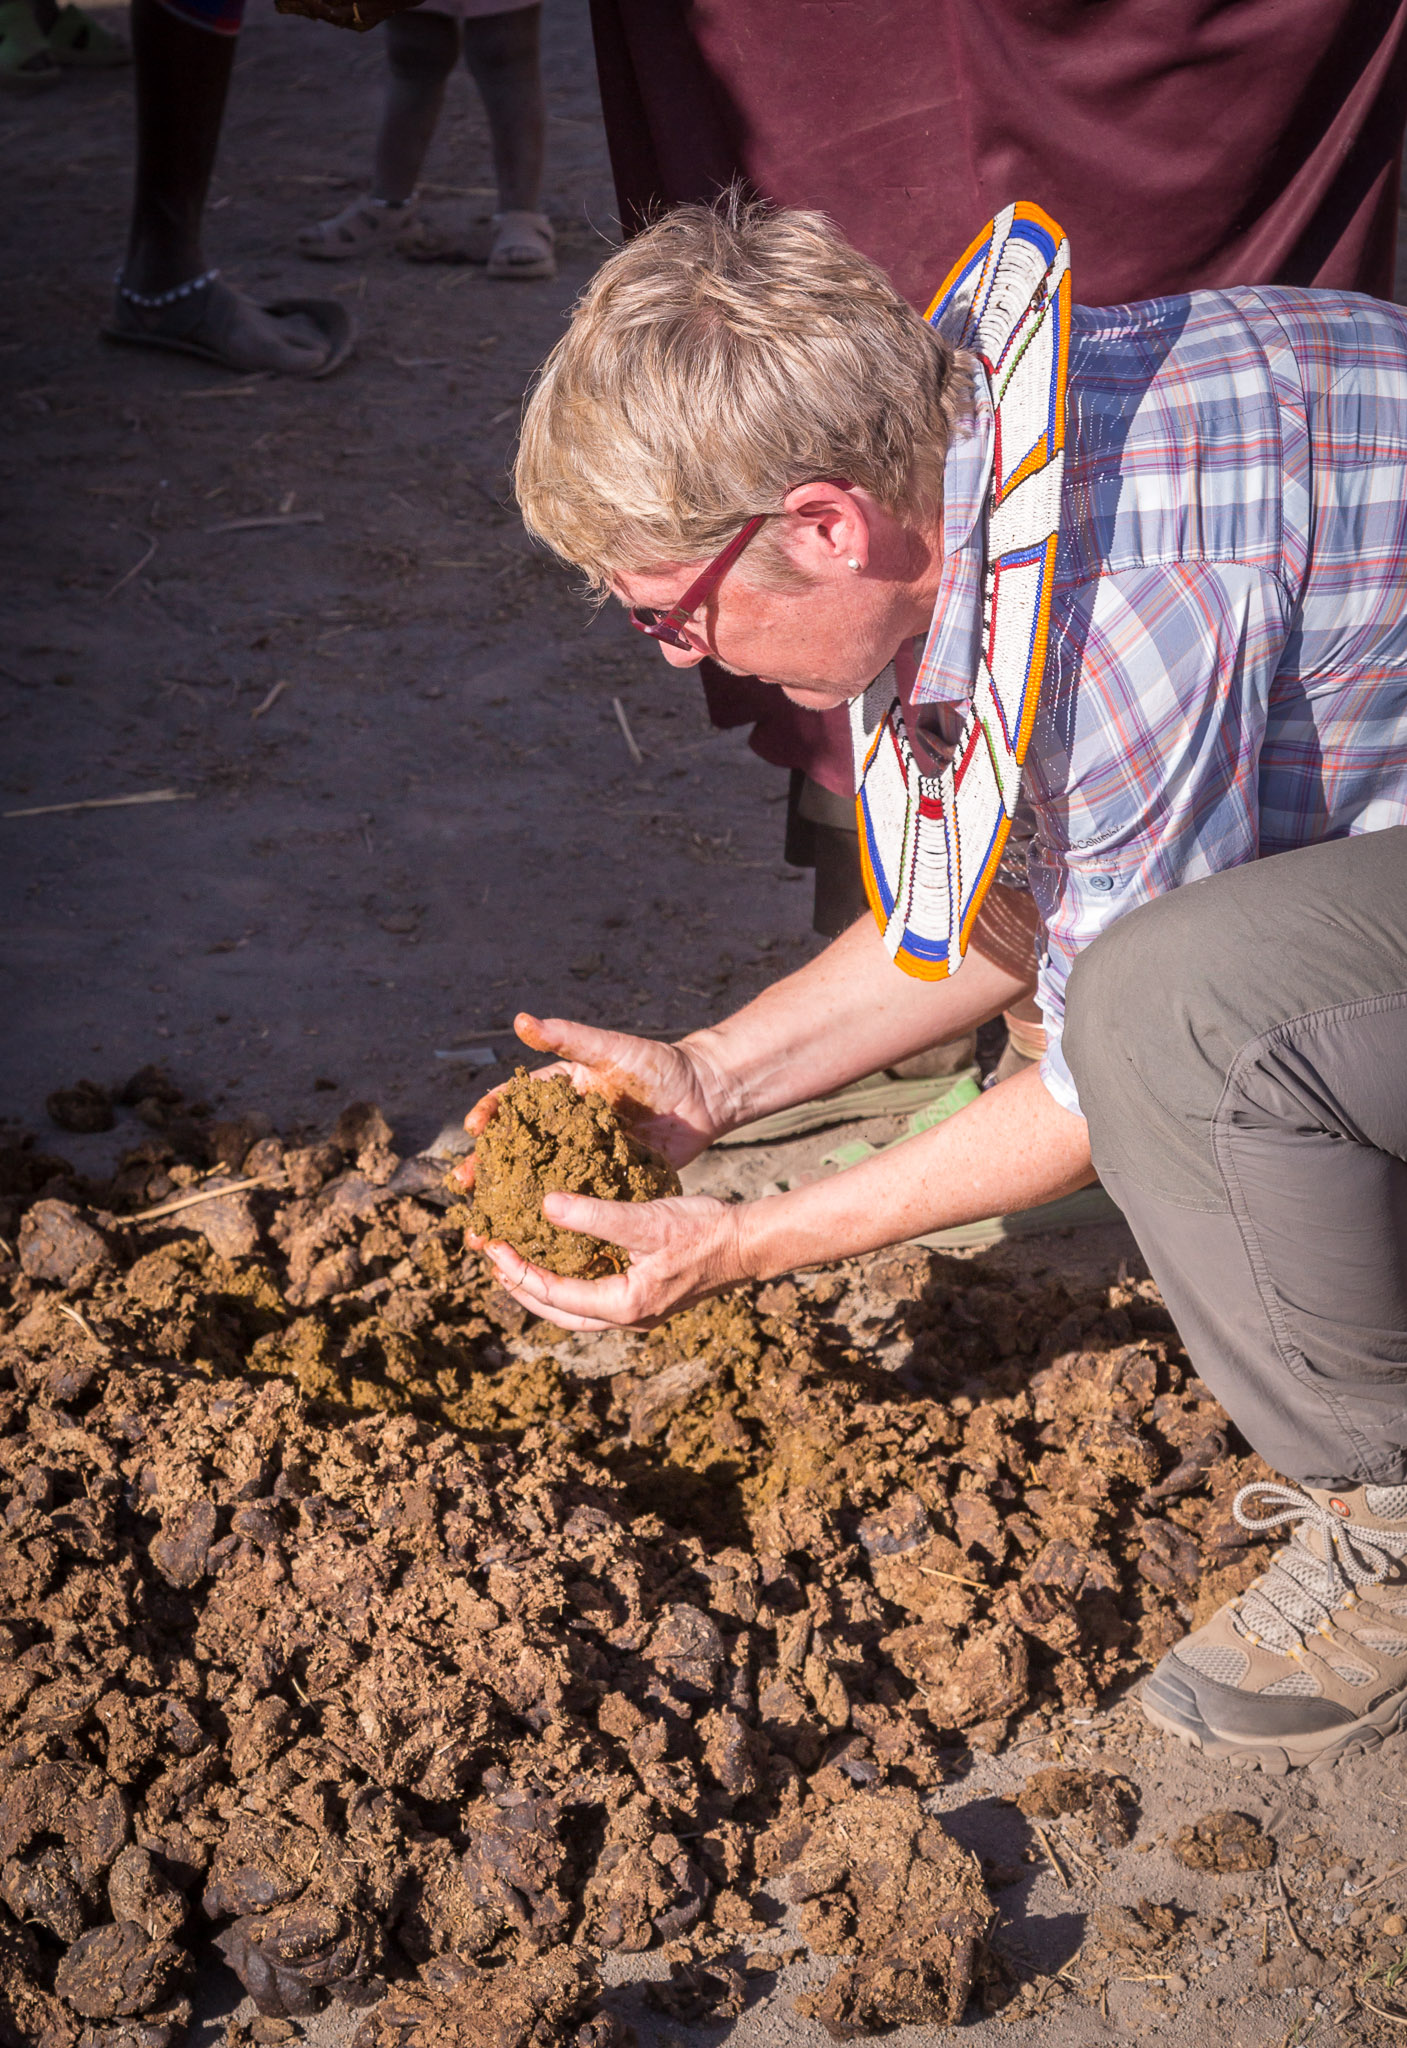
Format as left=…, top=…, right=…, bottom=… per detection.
left=1142, top=1479, right=1407, bottom=1774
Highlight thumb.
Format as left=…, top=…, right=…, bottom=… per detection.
left=517, top=1012, right=636, bottom=1073
left=542, top=1189, right=654, bottom=1249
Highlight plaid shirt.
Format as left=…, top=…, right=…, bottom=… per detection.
left=912, top=286, right=1407, bottom=1113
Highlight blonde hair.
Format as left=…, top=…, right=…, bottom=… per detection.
left=514, top=192, right=973, bottom=591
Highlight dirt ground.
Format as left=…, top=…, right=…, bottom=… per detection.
left=1, top=0, right=815, bottom=1167
left=5, top=10, right=1407, bottom=2047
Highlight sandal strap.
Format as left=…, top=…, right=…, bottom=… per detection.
left=302, top=194, right=416, bottom=246
left=491, top=210, right=554, bottom=239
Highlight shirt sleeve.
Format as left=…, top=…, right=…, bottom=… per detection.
left=1022, top=559, right=1293, bottom=1115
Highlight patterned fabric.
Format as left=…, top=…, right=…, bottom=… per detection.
left=851, top=203, right=1070, bottom=978
left=909, top=282, right=1407, bottom=1112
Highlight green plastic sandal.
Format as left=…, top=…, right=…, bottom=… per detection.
left=0, top=0, right=61, bottom=88
left=47, top=1, right=129, bottom=64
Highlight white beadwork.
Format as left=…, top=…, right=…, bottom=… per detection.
left=116, top=266, right=220, bottom=310
left=851, top=203, right=1069, bottom=979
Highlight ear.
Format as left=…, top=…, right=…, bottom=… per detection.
left=779, top=480, right=872, bottom=573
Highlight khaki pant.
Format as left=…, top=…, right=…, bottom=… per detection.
left=1064, top=829, right=1407, bottom=1489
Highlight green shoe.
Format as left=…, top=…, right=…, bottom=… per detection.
left=0, top=0, right=61, bottom=88
left=46, top=1, right=129, bottom=64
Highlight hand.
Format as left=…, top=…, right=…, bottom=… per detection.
left=473, top=1188, right=745, bottom=1331
left=274, top=0, right=422, bottom=32
left=452, top=1011, right=731, bottom=1193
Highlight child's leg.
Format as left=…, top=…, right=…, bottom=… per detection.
left=461, top=3, right=543, bottom=215
left=373, top=7, right=458, bottom=204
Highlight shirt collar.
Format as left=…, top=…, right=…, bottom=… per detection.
left=911, top=376, right=993, bottom=707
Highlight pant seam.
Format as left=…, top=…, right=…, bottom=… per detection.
left=1092, top=1167, right=1226, bottom=1217
left=1210, top=1001, right=1407, bottom=1485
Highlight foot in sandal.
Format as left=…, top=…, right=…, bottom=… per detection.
left=296, top=193, right=415, bottom=263
left=398, top=207, right=494, bottom=265
left=0, top=0, right=60, bottom=87
left=46, top=2, right=129, bottom=65
left=103, top=271, right=354, bottom=379
left=486, top=209, right=555, bottom=281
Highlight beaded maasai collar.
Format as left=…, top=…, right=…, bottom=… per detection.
left=852, top=203, right=1070, bottom=978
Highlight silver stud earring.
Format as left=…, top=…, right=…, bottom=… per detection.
left=847, top=556, right=861, bottom=571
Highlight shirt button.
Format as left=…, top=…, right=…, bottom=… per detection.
left=1089, top=873, right=1115, bottom=891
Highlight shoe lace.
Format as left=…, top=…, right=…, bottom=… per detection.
left=1229, top=1482, right=1404, bottom=1655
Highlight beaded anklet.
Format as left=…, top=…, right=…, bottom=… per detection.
left=116, top=266, right=220, bottom=310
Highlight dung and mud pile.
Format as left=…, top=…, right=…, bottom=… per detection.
left=0, top=1073, right=1279, bottom=2045
left=467, top=1070, right=679, bottom=1278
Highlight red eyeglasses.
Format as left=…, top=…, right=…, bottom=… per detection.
left=628, top=480, right=852, bottom=651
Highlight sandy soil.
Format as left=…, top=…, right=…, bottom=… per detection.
left=1, top=0, right=819, bottom=1168
left=5, top=12, right=1407, bottom=2047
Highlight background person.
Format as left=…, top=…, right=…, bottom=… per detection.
left=102, top=0, right=425, bottom=375
left=297, top=0, right=554, bottom=279
left=461, top=194, right=1407, bottom=1772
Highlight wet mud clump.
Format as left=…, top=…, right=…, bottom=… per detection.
left=1016, top=1765, right=1137, bottom=1849
left=770, top=1789, right=993, bottom=2038
left=1172, top=1809, right=1274, bottom=1873
left=0, top=1077, right=1289, bottom=2042
left=353, top=1950, right=623, bottom=2047
left=468, top=1069, right=680, bottom=1277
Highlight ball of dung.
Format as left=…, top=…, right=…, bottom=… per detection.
left=468, top=1068, right=680, bottom=1278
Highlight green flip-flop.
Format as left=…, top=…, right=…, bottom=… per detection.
left=46, top=2, right=130, bottom=64
left=0, top=0, right=61, bottom=88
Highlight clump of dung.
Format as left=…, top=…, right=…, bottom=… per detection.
left=468, top=1068, right=680, bottom=1278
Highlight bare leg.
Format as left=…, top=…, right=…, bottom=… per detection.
left=373, top=8, right=457, bottom=204
left=114, top=0, right=346, bottom=374
left=122, top=0, right=236, bottom=296
left=461, top=3, right=543, bottom=215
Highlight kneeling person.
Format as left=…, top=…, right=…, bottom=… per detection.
left=464, top=195, right=1407, bottom=1773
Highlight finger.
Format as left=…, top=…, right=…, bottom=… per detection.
left=517, top=1012, right=654, bottom=1086
left=453, top=1159, right=477, bottom=1193
left=541, top=1189, right=656, bottom=1248
left=463, top=1087, right=506, bottom=1139
left=483, top=1242, right=644, bottom=1326
left=513, top=1011, right=554, bottom=1055
left=485, top=1279, right=623, bottom=1334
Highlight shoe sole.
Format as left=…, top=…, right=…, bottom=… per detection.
left=1141, top=1663, right=1407, bottom=1775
